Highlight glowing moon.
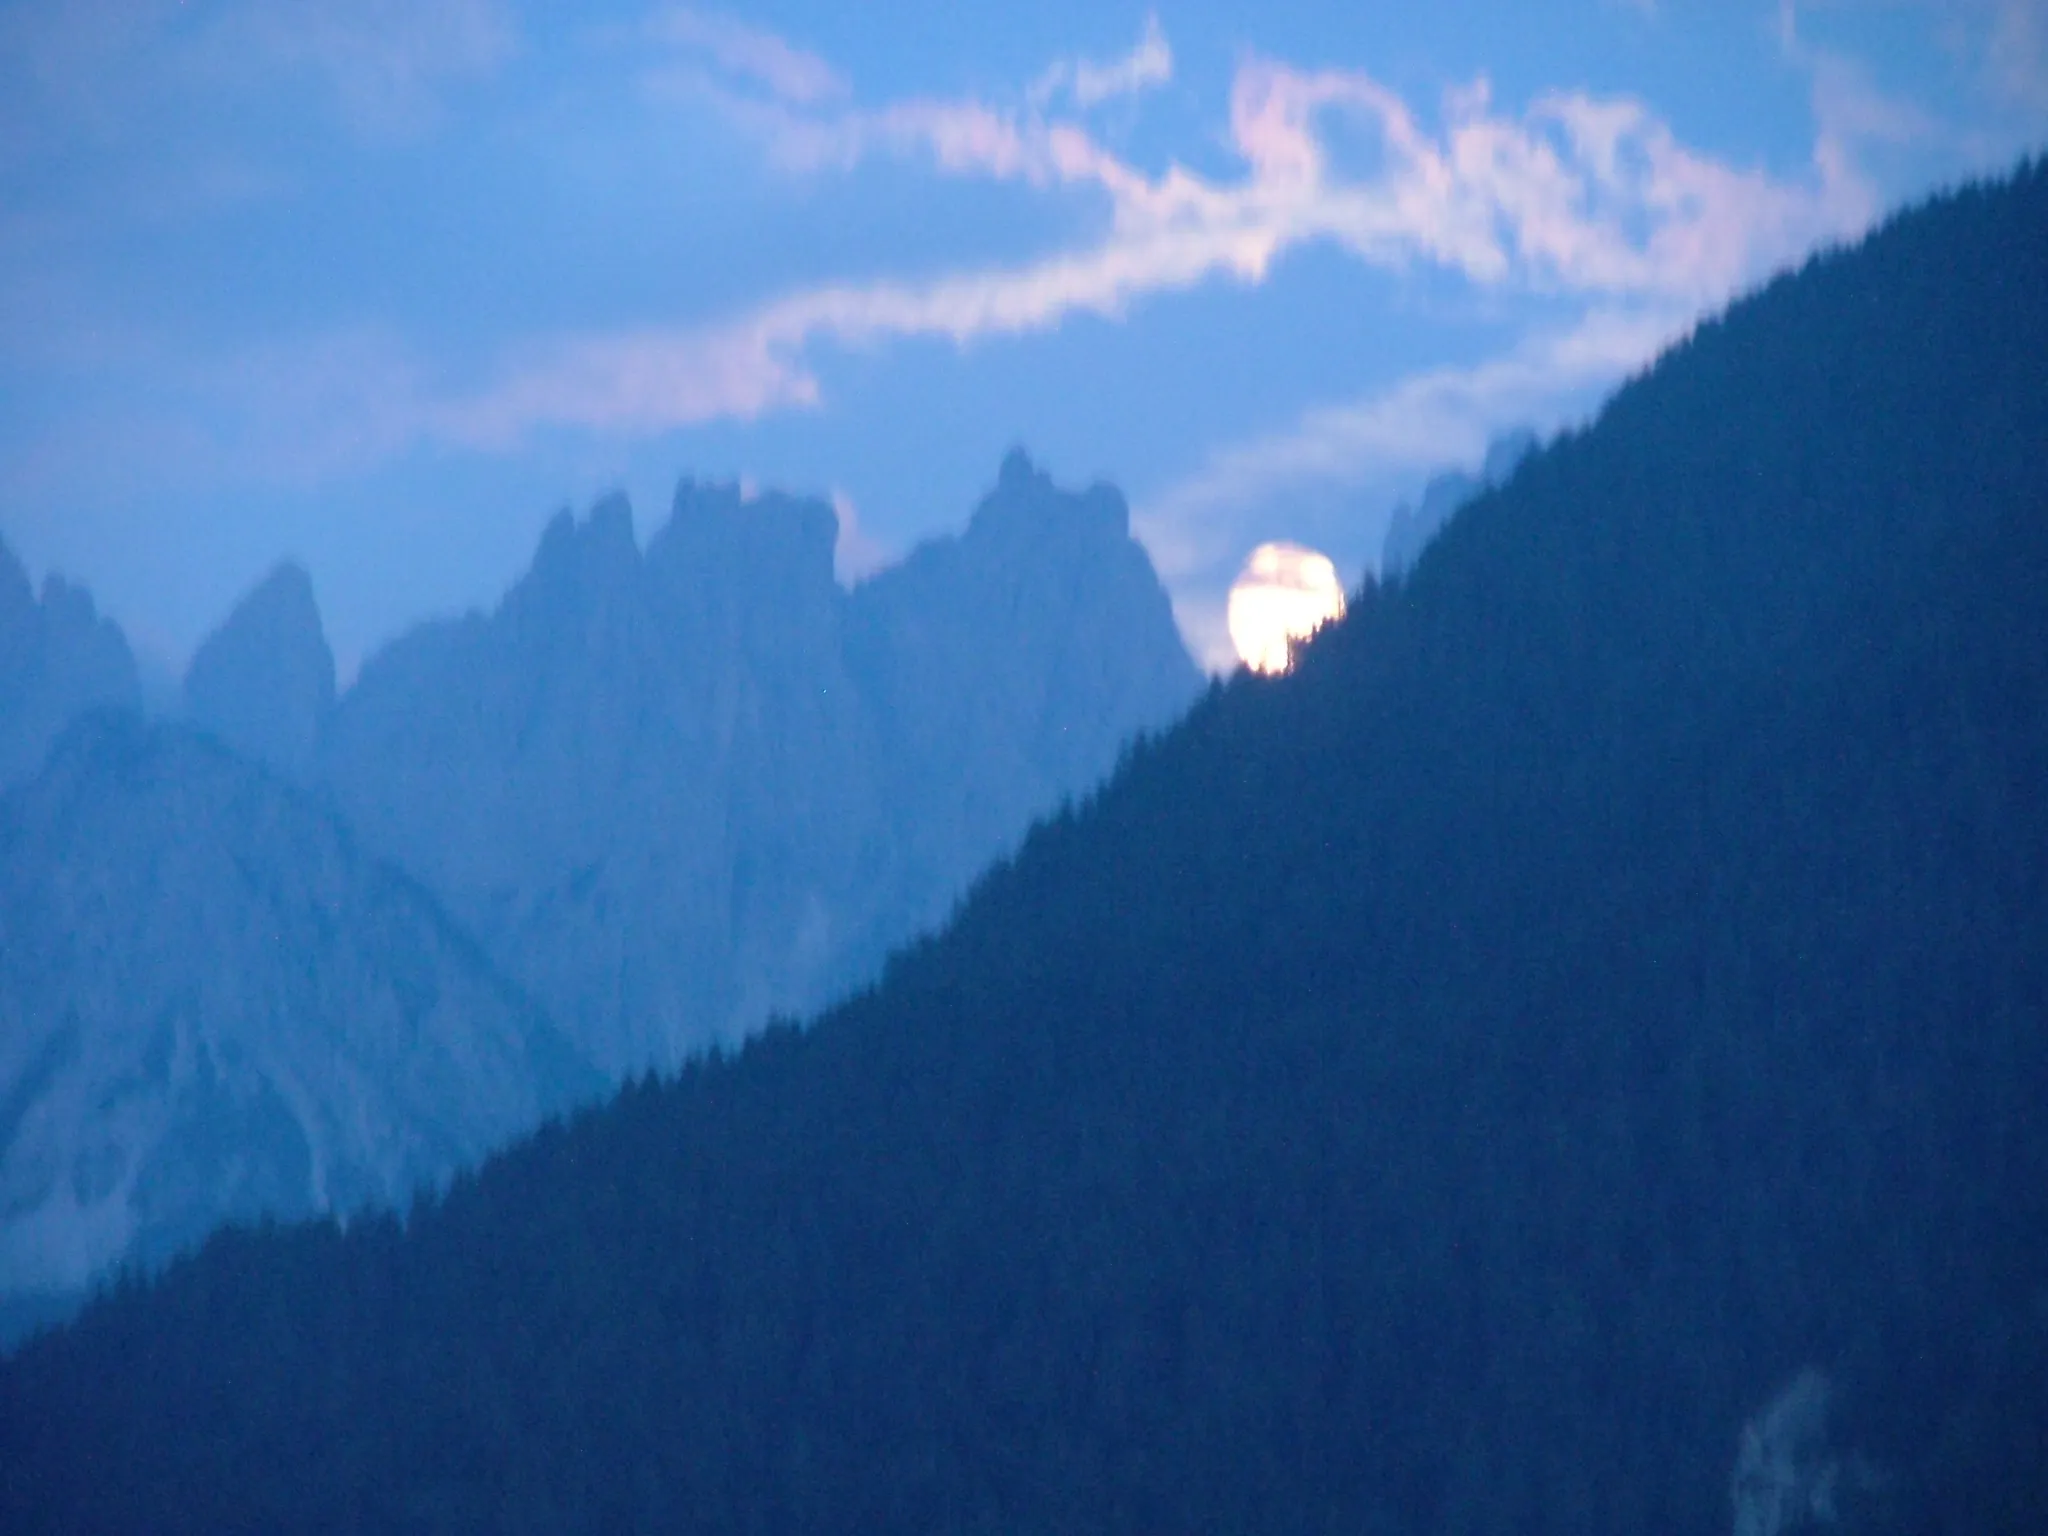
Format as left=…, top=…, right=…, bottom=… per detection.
left=1227, top=542, right=1346, bottom=674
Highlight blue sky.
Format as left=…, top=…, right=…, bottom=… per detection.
left=2, top=0, right=2042, bottom=675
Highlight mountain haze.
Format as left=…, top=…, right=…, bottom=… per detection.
left=318, top=456, right=1201, bottom=1071
left=0, top=456, right=1198, bottom=1327
left=0, top=714, right=595, bottom=1332
left=6, top=164, right=2048, bottom=1534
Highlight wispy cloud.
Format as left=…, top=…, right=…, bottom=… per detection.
left=645, top=7, right=847, bottom=105
left=1029, top=12, right=1173, bottom=110
left=219, top=0, right=517, bottom=138
left=1133, top=305, right=1691, bottom=582
left=1981, top=0, right=2048, bottom=112
left=1783, top=0, right=2048, bottom=123
left=10, top=11, right=1892, bottom=531
left=445, top=24, right=1871, bottom=451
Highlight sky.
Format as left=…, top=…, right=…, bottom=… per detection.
left=2, top=0, right=2043, bottom=677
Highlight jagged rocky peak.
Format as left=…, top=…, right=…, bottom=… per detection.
left=182, top=560, right=335, bottom=775
left=497, top=493, right=648, bottom=657
left=0, top=531, right=141, bottom=790
left=650, top=476, right=841, bottom=597
left=842, top=451, right=1202, bottom=931
left=974, top=446, right=1130, bottom=545
left=526, top=493, right=640, bottom=596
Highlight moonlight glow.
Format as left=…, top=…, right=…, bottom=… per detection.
left=1227, top=543, right=1346, bottom=674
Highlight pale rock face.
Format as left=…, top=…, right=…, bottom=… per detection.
left=0, top=713, right=595, bottom=1317
left=182, top=560, right=336, bottom=774
left=0, top=534, right=141, bottom=790
left=320, top=455, right=1203, bottom=1073
left=843, top=449, right=1200, bottom=948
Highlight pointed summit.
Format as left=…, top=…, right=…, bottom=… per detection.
left=183, top=560, right=335, bottom=775
left=528, top=494, right=640, bottom=597
left=972, top=448, right=1128, bottom=544
left=0, top=531, right=140, bottom=789
left=649, top=479, right=838, bottom=596
left=997, top=445, right=1043, bottom=491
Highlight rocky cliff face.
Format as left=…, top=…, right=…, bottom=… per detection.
left=844, top=450, right=1201, bottom=948
left=321, top=455, right=1203, bottom=1072
left=0, top=713, right=594, bottom=1321
left=0, top=535, right=140, bottom=791
left=182, top=561, right=335, bottom=774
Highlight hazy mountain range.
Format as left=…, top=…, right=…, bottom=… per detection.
left=6, top=157, right=2043, bottom=1536
left=0, top=714, right=592, bottom=1339
left=0, top=451, right=1201, bottom=1327
left=313, top=451, right=1199, bottom=1072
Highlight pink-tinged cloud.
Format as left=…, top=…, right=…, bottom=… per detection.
left=434, top=324, right=819, bottom=449
left=457, top=34, right=1870, bottom=450
left=97, top=19, right=1886, bottom=482
left=1029, top=13, right=1173, bottom=110
left=646, top=8, right=847, bottom=105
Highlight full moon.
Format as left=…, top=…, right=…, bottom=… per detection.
left=1227, top=542, right=1346, bottom=674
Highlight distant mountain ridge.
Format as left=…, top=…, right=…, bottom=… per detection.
left=5, top=161, right=2042, bottom=1533
left=0, top=454, right=1203, bottom=1325
left=316, top=450, right=1202, bottom=1071
left=0, top=712, right=595, bottom=1332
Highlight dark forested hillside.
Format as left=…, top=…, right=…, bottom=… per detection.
left=4, top=162, right=2047, bottom=1535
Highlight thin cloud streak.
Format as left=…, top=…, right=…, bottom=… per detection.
left=1132, top=304, right=1692, bottom=589
left=1029, top=12, right=1173, bottom=110
left=645, top=7, right=848, bottom=105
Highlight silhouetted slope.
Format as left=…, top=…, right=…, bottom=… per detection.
left=5, top=163, right=2048, bottom=1535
